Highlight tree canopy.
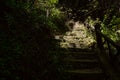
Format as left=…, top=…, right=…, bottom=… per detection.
left=0, top=0, right=120, bottom=80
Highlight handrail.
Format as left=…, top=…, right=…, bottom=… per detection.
left=98, top=31, right=120, bottom=48
left=95, top=23, right=120, bottom=60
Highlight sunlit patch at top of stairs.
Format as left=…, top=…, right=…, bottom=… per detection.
left=58, top=20, right=96, bottom=49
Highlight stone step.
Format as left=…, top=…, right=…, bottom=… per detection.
left=65, top=68, right=103, bottom=75
left=68, top=52, right=96, bottom=54
left=64, top=58, right=98, bottom=63
left=65, top=52, right=98, bottom=59
left=63, top=59, right=99, bottom=69
left=61, top=48, right=107, bottom=80
left=67, top=48, right=93, bottom=52
left=64, top=68, right=107, bottom=80
left=65, top=74, right=106, bottom=80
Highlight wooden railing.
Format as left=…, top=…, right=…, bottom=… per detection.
left=95, top=23, right=120, bottom=62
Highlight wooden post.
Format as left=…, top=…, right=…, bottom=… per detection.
left=95, top=23, right=104, bottom=50
left=107, top=42, right=115, bottom=62
left=116, top=45, right=120, bottom=56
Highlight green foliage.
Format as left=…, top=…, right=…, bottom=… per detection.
left=101, top=13, right=120, bottom=41
left=1, top=0, right=119, bottom=79
left=0, top=0, right=67, bottom=80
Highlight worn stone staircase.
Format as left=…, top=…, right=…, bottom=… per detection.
left=62, top=48, right=109, bottom=80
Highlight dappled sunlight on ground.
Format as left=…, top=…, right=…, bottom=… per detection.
left=60, top=20, right=96, bottom=48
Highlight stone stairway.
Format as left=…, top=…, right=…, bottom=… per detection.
left=62, top=48, right=109, bottom=80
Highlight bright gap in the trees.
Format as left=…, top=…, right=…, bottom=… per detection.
left=55, top=20, right=96, bottom=49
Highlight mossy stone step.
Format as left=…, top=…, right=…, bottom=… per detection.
left=65, top=68, right=103, bottom=74
left=69, top=52, right=96, bottom=54
left=64, top=68, right=106, bottom=80
left=64, top=58, right=98, bottom=62
left=62, top=48, right=107, bottom=80
left=67, top=48, right=93, bottom=52
left=63, top=59, right=100, bottom=69
left=65, top=52, right=98, bottom=59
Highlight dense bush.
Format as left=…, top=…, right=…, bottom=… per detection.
left=0, top=0, right=67, bottom=80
